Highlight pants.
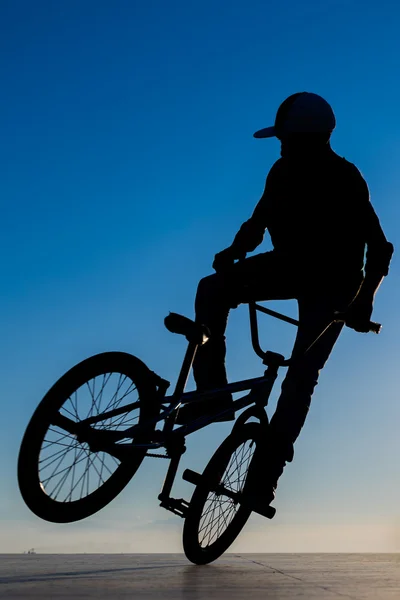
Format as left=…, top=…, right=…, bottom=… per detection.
left=194, top=251, right=361, bottom=483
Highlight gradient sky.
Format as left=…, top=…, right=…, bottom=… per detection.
left=1, top=0, right=400, bottom=553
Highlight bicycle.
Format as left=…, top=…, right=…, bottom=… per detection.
left=17, top=301, right=381, bottom=564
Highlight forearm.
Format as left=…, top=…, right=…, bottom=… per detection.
left=229, top=168, right=276, bottom=258
left=230, top=218, right=266, bottom=257
left=361, top=240, right=394, bottom=298
left=356, top=273, right=384, bottom=301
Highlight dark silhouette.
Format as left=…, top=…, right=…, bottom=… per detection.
left=177, top=92, right=393, bottom=514
left=17, top=93, right=394, bottom=562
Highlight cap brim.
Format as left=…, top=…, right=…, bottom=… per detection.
left=253, top=126, right=276, bottom=139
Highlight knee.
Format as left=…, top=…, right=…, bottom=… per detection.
left=282, top=366, right=321, bottom=395
left=197, top=274, right=218, bottom=294
left=196, top=273, right=225, bottom=304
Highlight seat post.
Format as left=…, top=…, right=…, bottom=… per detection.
left=172, top=341, right=199, bottom=400
left=162, top=341, right=199, bottom=435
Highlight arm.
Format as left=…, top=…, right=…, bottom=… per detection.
left=213, top=164, right=278, bottom=272
left=345, top=175, right=393, bottom=331
left=230, top=168, right=275, bottom=257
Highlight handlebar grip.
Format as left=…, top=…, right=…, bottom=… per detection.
left=369, top=321, right=382, bottom=334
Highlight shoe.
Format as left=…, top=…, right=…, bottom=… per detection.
left=175, top=392, right=234, bottom=425
left=240, top=481, right=276, bottom=517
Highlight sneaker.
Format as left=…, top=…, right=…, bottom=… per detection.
left=175, top=392, right=234, bottom=425
left=240, top=486, right=276, bottom=518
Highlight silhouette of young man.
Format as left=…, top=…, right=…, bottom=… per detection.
left=177, top=92, right=393, bottom=515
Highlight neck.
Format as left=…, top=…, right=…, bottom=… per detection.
left=280, top=134, right=331, bottom=158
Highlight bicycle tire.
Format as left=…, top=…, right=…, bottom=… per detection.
left=183, top=422, right=260, bottom=564
left=18, top=352, right=159, bottom=523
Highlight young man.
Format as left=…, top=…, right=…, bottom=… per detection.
left=177, top=92, right=393, bottom=515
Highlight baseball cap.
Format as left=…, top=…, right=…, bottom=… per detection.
left=254, top=92, right=336, bottom=139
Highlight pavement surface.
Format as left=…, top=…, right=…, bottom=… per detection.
left=1, top=553, right=399, bottom=599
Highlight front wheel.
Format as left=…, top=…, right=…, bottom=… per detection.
left=183, top=422, right=260, bottom=565
left=18, top=352, right=160, bottom=523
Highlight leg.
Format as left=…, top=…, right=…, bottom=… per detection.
left=193, top=252, right=296, bottom=391
left=244, top=297, right=344, bottom=513
left=263, top=296, right=346, bottom=490
left=176, top=252, right=295, bottom=424
left=192, top=273, right=231, bottom=391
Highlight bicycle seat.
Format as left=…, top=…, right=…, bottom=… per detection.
left=164, top=313, right=210, bottom=345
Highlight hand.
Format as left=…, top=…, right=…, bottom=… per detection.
left=212, top=247, right=236, bottom=273
left=343, top=296, right=374, bottom=333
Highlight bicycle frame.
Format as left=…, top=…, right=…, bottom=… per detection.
left=51, top=300, right=366, bottom=519
left=46, top=299, right=381, bottom=520
left=54, top=302, right=297, bottom=449
left=53, top=300, right=343, bottom=459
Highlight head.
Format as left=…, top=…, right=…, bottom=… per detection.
left=253, top=92, right=335, bottom=155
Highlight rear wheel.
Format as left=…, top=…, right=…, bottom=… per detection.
left=18, top=352, right=159, bottom=523
left=183, top=422, right=260, bottom=564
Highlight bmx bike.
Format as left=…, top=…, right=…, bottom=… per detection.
left=17, top=301, right=380, bottom=564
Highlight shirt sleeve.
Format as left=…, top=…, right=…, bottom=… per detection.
left=354, top=169, right=394, bottom=277
left=230, top=160, right=281, bottom=257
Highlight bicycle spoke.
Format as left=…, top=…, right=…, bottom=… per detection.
left=86, top=450, right=90, bottom=497
left=42, top=439, right=77, bottom=450
left=67, top=443, right=80, bottom=501
left=47, top=428, right=77, bottom=444
left=97, top=453, right=115, bottom=477
left=39, top=444, right=78, bottom=469
left=81, top=447, right=109, bottom=486
left=207, top=499, right=225, bottom=546
left=46, top=445, right=87, bottom=500
left=199, top=497, right=230, bottom=535
left=101, top=382, right=136, bottom=425
left=241, top=446, right=254, bottom=490
left=197, top=437, right=256, bottom=550
left=225, top=445, right=254, bottom=490
left=80, top=453, right=89, bottom=500
left=68, top=391, right=79, bottom=421
left=205, top=495, right=219, bottom=547
left=98, top=451, right=107, bottom=488
left=37, top=369, right=142, bottom=506
left=206, top=494, right=230, bottom=545
left=51, top=454, right=81, bottom=501
left=41, top=448, right=87, bottom=486
left=95, top=373, right=113, bottom=415
left=101, top=415, right=139, bottom=431
left=67, top=453, right=96, bottom=499
left=41, top=447, right=76, bottom=488
left=200, top=492, right=230, bottom=545
left=100, top=373, right=125, bottom=418
left=61, top=403, right=79, bottom=421
left=198, top=497, right=232, bottom=539
left=86, top=379, right=97, bottom=419
left=100, top=409, right=139, bottom=431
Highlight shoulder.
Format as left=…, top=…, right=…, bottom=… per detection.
left=331, top=152, right=367, bottom=182
left=331, top=152, right=370, bottom=196
left=265, top=158, right=285, bottom=183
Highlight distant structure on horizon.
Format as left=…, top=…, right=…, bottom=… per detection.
left=23, top=548, right=36, bottom=555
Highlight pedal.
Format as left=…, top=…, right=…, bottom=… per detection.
left=182, top=469, right=202, bottom=485
left=238, top=493, right=277, bottom=519
left=159, top=496, right=189, bottom=518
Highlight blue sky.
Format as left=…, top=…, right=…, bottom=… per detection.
left=1, top=0, right=400, bottom=553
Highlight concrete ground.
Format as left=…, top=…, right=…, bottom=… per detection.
left=1, top=553, right=399, bottom=599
